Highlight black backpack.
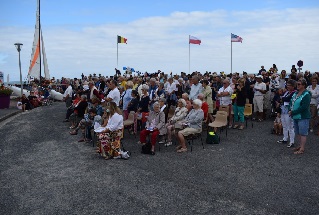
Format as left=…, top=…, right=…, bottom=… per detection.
left=141, top=141, right=152, bottom=154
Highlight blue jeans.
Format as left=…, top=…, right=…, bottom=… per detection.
left=233, top=104, right=245, bottom=123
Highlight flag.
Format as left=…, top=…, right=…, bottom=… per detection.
left=231, top=33, right=243, bottom=43
left=117, top=35, right=127, bottom=44
left=189, top=35, right=201, bottom=45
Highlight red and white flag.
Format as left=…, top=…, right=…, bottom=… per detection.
left=189, top=35, right=201, bottom=45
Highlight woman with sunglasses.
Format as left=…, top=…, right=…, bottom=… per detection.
left=289, top=78, right=311, bottom=155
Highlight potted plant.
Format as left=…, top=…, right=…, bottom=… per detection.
left=0, top=85, right=13, bottom=109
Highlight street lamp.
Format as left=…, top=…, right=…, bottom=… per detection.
left=14, top=43, right=23, bottom=97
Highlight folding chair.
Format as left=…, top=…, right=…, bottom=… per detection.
left=244, top=104, right=253, bottom=128
left=123, top=111, right=135, bottom=137
left=185, top=132, right=204, bottom=152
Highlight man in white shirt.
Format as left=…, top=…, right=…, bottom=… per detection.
left=253, top=75, right=267, bottom=121
left=105, top=80, right=120, bottom=106
left=189, top=75, right=203, bottom=101
left=63, top=80, right=73, bottom=108
left=217, top=79, right=233, bottom=127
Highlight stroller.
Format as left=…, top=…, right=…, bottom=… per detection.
left=42, top=90, right=53, bottom=106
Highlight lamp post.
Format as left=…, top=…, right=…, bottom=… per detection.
left=14, top=43, right=23, bottom=97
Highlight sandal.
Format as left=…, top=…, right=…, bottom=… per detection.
left=69, top=130, right=78, bottom=135
left=177, top=148, right=187, bottom=153
left=69, top=126, right=76, bottom=129
left=293, top=147, right=301, bottom=152
left=238, top=125, right=244, bottom=130
left=233, top=125, right=239, bottom=129
left=257, top=119, right=263, bottom=122
left=294, top=149, right=304, bottom=155
left=176, top=145, right=182, bottom=150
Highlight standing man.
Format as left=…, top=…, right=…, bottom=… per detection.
left=189, top=75, right=203, bottom=101
left=253, top=75, right=267, bottom=122
left=217, top=79, right=233, bottom=127
left=63, top=80, right=73, bottom=122
left=105, top=80, right=120, bottom=106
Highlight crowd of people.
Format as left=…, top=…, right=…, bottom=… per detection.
left=52, top=65, right=318, bottom=158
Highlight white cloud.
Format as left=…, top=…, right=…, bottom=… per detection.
left=1, top=7, right=319, bottom=81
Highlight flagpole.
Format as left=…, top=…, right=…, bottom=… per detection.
left=189, top=35, right=190, bottom=74
left=117, top=35, right=119, bottom=69
left=39, top=0, right=42, bottom=81
left=231, top=33, right=232, bottom=74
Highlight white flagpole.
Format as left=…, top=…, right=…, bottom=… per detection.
left=117, top=35, right=119, bottom=69
left=231, top=33, right=232, bottom=74
left=189, top=35, right=190, bottom=74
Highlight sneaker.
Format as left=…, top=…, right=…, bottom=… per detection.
left=277, top=139, right=287, bottom=144
left=287, top=143, right=294, bottom=148
left=159, top=140, right=166, bottom=144
left=165, top=142, right=172, bottom=147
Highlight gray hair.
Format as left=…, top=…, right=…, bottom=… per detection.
left=197, top=93, right=204, bottom=100
left=192, top=99, right=202, bottom=107
left=153, top=102, right=160, bottom=108
left=142, top=84, right=149, bottom=91
left=182, top=93, right=189, bottom=99
left=179, top=98, right=186, bottom=107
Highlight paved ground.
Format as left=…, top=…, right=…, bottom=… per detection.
left=0, top=102, right=319, bottom=215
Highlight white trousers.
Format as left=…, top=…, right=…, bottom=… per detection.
left=281, top=113, right=295, bottom=143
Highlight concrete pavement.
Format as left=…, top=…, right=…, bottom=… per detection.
left=1, top=102, right=319, bottom=215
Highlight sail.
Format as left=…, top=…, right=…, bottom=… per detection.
left=41, top=29, right=50, bottom=79
left=28, top=0, right=40, bottom=79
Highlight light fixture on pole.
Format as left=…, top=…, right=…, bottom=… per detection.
left=14, top=43, right=23, bottom=97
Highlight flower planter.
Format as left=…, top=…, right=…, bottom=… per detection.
left=0, top=95, right=10, bottom=109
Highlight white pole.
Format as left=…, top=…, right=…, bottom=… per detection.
left=117, top=35, right=119, bottom=69
left=189, top=35, right=190, bottom=74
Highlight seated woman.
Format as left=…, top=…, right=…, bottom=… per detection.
left=138, top=102, right=166, bottom=155
left=28, top=91, right=40, bottom=108
left=70, top=108, right=102, bottom=142
left=91, top=96, right=103, bottom=116
left=69, top=95, right=88, bottom=128
left=64, top=92, right=81, bottom=122
left=96, top=102, right=123, bottom=160
left=182, top=93, right=192, bottom=112
left=134, top=84, right=150, bottom=133
left=20, top=94, right=32, bottom=112
left=176, top=99, right=204, bottom=153
left=164, top=98, right=188, bottom=146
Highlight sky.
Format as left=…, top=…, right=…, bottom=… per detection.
left=0, top=0, right=319, bottom=81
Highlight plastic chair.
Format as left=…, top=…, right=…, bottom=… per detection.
left=209, top=111, right=228, bottom=137
left=123, top=111, right=135, bottom=136
left=244, top=104, right=253, bottom=128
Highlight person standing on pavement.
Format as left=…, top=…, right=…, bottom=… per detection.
left=63, top=80, right=73, bottom=122
left=253, top=75, right=267, bottom=122
left=277, top=80, right=296, bottom=148
left=289, top=78, right=311, bottom=155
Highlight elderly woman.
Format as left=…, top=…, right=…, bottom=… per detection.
left=289, top=78, right=311, bottom=155
left=202, top=80, right=214, bottom=122
left=138, top=102, right=166, bottom=155
left=69, top=95, right=88, bottom=129
left=134, top=84, right=150, bottom=133
left=277, top=79, right=296, bottom=147
left=182, top=93, right=192, bottom=112
left=163, top=98, right=188, bottom=146
left=176, top=99, right=204, bottom=153
left=96, top=102, right=123, bottom=159
left=232, top=78, right=247, bottom=130
left=122, top=80, right=134, bottom=120
left=306, top=77, right=319, bottom=132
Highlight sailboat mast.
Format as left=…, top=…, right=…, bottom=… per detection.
left=38, top=0, right=41, bottom=81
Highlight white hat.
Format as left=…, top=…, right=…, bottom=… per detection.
left=256, top=75, right=263, bottom=79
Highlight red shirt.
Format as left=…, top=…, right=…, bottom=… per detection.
left=201, top=102, right=208, bottom=120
